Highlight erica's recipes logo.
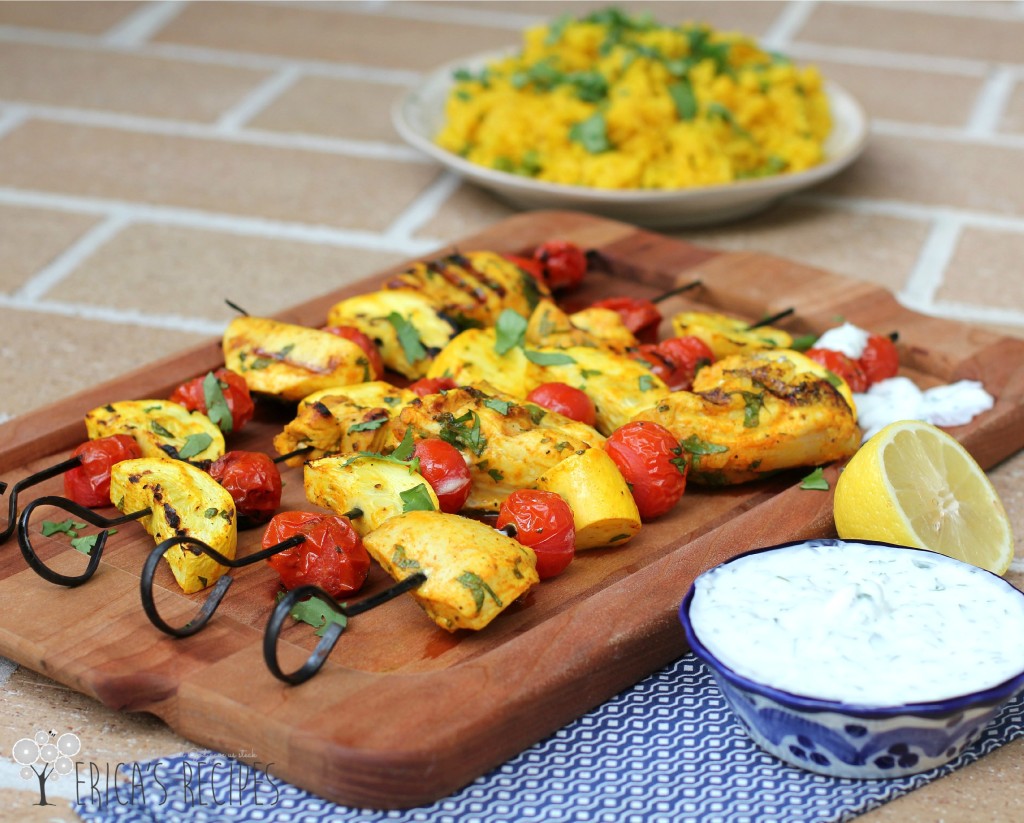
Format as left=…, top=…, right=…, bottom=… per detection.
left=9, top=729, right=280, bottom=811
left=11, top=728, right=81, bottom=806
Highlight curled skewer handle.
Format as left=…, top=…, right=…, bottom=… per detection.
left=17, top=495, right=149, bottom=587
left=264, top=572, right=427, bottom=685
left=264, top=584, right=347, bottom=685
left=141, top=533, right=306, bottom=637
left=1, top=456, right=82, bottom=544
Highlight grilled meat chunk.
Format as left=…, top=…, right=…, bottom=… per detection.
left=392, top=386, right=603, bottom=512
left=223, top=316, right=371, bottom=401
left=363, top=511, right=539, bottom=632
left=273, top=382, right=417, bottom=465
left=670, top=311, right=792, bottom=359
left=325, top=252, right=549, bottom=379
left=633, top=351, right=860, bottom=485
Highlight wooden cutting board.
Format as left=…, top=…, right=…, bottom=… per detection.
left=1, top=211, right=1023, bottom=809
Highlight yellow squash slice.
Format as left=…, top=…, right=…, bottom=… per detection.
left=535, top=448, right=641, bottom=549
left=109, top=458, right=236, bottom=594
left=85, top=400, right=224, bottom=462
left=304, top=454, right=439, bottom=537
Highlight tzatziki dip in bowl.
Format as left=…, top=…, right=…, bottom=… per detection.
left=679, top=538, right=1024, bottom=779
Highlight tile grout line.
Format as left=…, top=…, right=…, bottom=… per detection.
left=9, top=95, right=1024, bottom=163
left=0, top=104, right=28, bottom=139
left=965, top=65, right=1019, bottom=137
left=0, top=293, right=229, bottom=336
left=0, top=26, right=422, bottom=86
left=268, top=0, right=541, bottom=29
left=385, top=172, right=463, bottom=241
left=214, top=66, right=304, bottom=132
left=759, top=0, right=818, bottom=51
left=6, top=102, right=428, bottom=162
left=923, top=301, right=1024, bottom=329
left=783, top=41, right=990, bottom=77
left=99, top=0, right=187, bottom=48
left=0, top=20, right=1018, bottom=83
left=899, top=215, right=962, bottom=308
left=870, top=118, right=1024, bottom=149
left=0, top=186, right=441, bottom=254
left=792, top=193, right=1024, bottom=233
left=12, top=214, right=133, bottom=302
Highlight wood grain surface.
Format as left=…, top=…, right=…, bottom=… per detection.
left=1, top=211, right=1022, bottom=809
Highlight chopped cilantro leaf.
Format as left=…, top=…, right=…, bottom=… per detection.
left=202, top=372, right=233, bottom=433
left=494, top=309, right=528, bottom=355
left=177, top=433, right=213, bottom=460
left=400, top=483, right=437, bottom=513
left=457, top=571, right=503, bottom=615
left=569, top=111, right=612, bottom=153
left=387, top=312, right=427, bottom=363
left=800, top=467, right=830, bottom=491
left=524, top=350, right=576, bottom=366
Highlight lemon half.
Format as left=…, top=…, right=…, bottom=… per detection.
left=834, top=420, right=1014, bottom=574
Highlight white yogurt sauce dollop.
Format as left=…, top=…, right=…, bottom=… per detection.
left=814, top=322, right=871, bottom=359
left=689, top=541, right=1024, bottom=705
left=854, top=377, right=994, bottom=441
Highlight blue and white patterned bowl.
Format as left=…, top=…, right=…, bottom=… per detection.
left=679, top=539, right=1024, bottom=779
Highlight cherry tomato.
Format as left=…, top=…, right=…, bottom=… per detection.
left=207, top=451, right=282, bottom=529
left=323, top=325, right=384, bottom=380
left=590, top=296, right=662, bottom=341
left=502, top=254, right=547, bottom=285
left=654, top=336, right=715, bottom=391
left=263, top=511, right=370, bottom=598
left=858, top=334, right=899, bottom=386
left=604, top=421, right=688, bottom=520
left=169, top=368, right=255, bottom=433
left=411, top=438, right=472, bottom=513
left=496, top=490, right=575, bottom=580
left=631, top=345, right=675, bottom=387
left=806, top=348, right=868, bottom=393
left=526, top=382, right=597, bottom=427
left=408, top=376, right=457, bottom=397
left=63, top=435, right=143, bottom=508
left=533, top=240, right=588, bottom=291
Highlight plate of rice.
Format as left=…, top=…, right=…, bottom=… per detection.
left=393, top=7, right=868, bottom=228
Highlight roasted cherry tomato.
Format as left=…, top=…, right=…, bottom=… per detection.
left=323, top=325, right=384, bottom=380
left=858, top=334, right=899, bottom=386
left=408, top=376, right=457, bottom=397
left=411, top=438, right=472, bottom=514
left=806, top=348, right=868, bottom=393
left=63, top=435, right=143, bottom=508
left=207, top=450, right=282, bottom=529
left=502, top=254, right=547, bottom=284
left=526, top=382, right=597, bottom=427
left=169, top=368, right=255, bottom=433
left=604, top=421, right=688, bottom=520
left=533, top=240, right=588, bottom=291
left=496, top=489, right=575, bottom=580
left=589, top=296, right=662, bottom=341
left=654, top=336, right=715, bottom=391
left=263, top=511, right=370, bottom=597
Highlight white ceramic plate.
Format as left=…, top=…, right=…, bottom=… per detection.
left=393, top=51, right=869, bottom=228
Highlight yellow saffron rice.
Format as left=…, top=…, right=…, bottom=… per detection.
left=435, top=7, right=832, bottom=190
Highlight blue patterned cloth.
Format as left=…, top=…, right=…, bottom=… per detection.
left=74, top=654, right=1024, bottom=823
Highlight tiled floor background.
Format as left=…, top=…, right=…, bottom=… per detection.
left=1, top=2, right=1024, bottom=821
